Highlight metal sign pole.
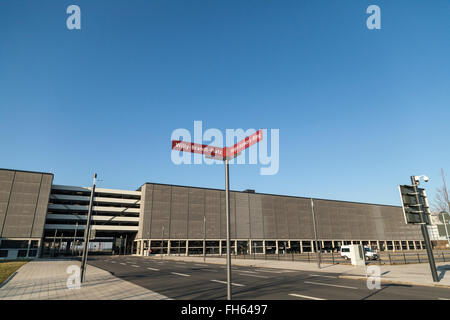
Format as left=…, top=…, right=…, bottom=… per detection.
left=80, top=173, right=97, bottom=283
left=225, top=158, right=232, bottom=300
left=410, top=176, right=439, bottom=282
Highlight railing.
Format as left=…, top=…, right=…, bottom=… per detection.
left=217, top=250, right=450, bottom=265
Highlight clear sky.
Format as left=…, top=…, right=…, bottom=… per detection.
left=0, top=1, right=449, bottom=207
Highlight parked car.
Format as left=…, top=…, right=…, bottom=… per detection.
left=340, top=245, right=379, bottom=260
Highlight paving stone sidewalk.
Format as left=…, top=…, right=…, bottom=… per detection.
left=0, top=259, right=169, bottom=300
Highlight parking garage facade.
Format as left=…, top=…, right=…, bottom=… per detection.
left=0, top=168, right=426, bottom=260
left=134, top=183, right=425, bottom=256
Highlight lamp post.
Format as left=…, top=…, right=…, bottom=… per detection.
left=310, top=199, right=321, bottom=269
left=411, top=175, right=439, bottom=282
left=80, top=173, right=97, bottom=283
left=203, top=215, right=206, bottom=262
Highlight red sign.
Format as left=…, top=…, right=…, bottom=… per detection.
left=172, top=129, right=263, bottom=160
left=172, top=140, right=225, bottom=158
left=225, top=129, right=263, bottom=158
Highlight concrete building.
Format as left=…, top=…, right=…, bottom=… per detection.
left=0, top=168, right=426, bottom=260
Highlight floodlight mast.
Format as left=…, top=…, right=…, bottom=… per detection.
left=410, top=175, right=439, bottom=282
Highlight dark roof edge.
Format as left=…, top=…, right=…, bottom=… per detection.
left=139, top=182, right=401, bottom=209
left=0, top=168, right=54, bottom=176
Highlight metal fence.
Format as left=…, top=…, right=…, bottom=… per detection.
left=218, top=250, right=450, bottom=265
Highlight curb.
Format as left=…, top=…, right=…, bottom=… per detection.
left=338, top=275, right=450, bottom=288
left=0, top=272, right=18, bottom=289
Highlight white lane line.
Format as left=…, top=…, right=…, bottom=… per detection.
left=120, top=263, right=127, bottom=265
left=203, top=269, right=218, bottom=272
left=147, top=267, right=160, bottom=271
left=304, top=281, right=358, bottom=290
left=111, top=261, right=116, bottom=264
left=210, top=280, right=245, bottom=287
left=131, top=265, right=140, bottom=268
left=171, top=272, right=190, bottom=277
left=438, top=298, right=449, bottom=300
left=289, top=293, right=325, bottom=301
left=237, top=273, right=269, bottom=279
left=309, top=274, right=337, bottom=279
left=235, top=270, right=258, bottom=274
left=194, top=264, right=208, bottom=267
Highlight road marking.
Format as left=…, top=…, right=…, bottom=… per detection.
left=147, top=267, right=160, bottom=271
left=111, top=261, right=116, bottom=264
left=194, top=264, right=208, bottom=267
left=289, top=293, right=325, bottom=301
left=210, top=280, right=245, bottom=287
left=237, top=273, right=269, bottom=279
left=309, top=274, right=337, bottom=279
left=235, top=270, right=258, bottom=274
left=304, top=281, right=357, bottom=290
left=438, top=298, right=449, bottom=300
left=120, top=263, right=127, bottom=265
left=171, top=272, right=190, bottom=277
left=203, top=269, right=218, bottom=272
left=176, top=262, right=186, bottom=265
left=131, top=265, right=140, bottom=268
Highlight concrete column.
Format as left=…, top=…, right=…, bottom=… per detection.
left=288, top=240, right=291, bottom=253
left=234, top=240, right=237, bottom=255
left=300, top=241, right=303, bottom=254
left=186, top=240, right=189, bottom=256
left=275, top=241, right=279, bottom=254
left=167, top=240, right=171, bottom=256
left=263, top=241, right=266, bottom=254
left=311, top=240, right=315, bottom=253
left=321, top=241, right=325, bottom=252
left=413, top=241, right=417, bottom=250
left=219, top=240, right=222, bottom=256
left=248, top=240, right=252, bottom=255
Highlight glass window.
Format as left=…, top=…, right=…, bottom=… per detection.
left=0, top=240, right=29, bottom=249
left=18, top=250, right=27, bottom=257
left=0, top=250, right=7, bottom=257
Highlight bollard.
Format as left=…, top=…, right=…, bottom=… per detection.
left=388, top=253, right=392, bottom=265
left=403, top=253, right=407, bottom=264
left=417, top=253, right=421, bottom=263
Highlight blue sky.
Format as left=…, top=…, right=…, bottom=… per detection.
left=0, top=1, right=449, bottom=207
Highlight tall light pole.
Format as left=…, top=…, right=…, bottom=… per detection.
left=310, top=199, right=321, bottom=269
left=411, top=175, right=439, bottom=282
left=203, top=215, right=206, bottom=262
left=80, top=173, right=97, bottom=283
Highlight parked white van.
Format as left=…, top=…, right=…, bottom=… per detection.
left=340, top=245, right=379, bottom=261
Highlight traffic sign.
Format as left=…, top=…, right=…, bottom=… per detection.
left=398, top=185, right=431, bottom=224
left=225, top=129, right=263, bottom=158
left=172, top=129, right=263, bottom=160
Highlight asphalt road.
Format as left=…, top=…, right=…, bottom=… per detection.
left=88, top=256, right=450, bottom=300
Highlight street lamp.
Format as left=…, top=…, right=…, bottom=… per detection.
left=410, top=175, right=439, bottom=282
